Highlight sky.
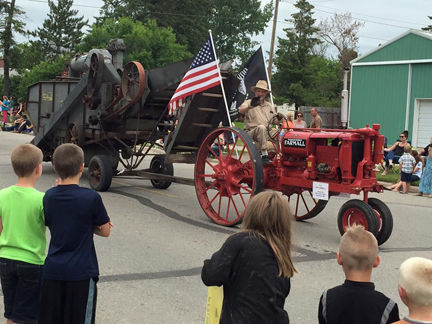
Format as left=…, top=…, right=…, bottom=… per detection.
left=15, top=0, right=432, bottom=60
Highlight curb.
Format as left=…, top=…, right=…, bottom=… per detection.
left=378, top=181, right=419, bottom=194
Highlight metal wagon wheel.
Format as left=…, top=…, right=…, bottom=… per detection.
left=194, top=127, right=263, bottom=226
left=287, top=189, right=328, bottom=221
left=150, top=154, right=174, bottom=190
left=121, top=61, right=146, bottom=103
left=337, top=199, right=379, bottom=237
left=88, top=155, right=113, bottom=192
left=368, top=198, right=393, bottom=245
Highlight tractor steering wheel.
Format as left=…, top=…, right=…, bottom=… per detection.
left=267, top=113, right=287, bottom=142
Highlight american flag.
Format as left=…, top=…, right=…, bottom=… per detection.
left=168, top=37, right=221, bottom=116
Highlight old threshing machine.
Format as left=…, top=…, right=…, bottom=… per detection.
left=26, top=40, right=393, bottom=244
left=27, top=40, right=235, bottom=191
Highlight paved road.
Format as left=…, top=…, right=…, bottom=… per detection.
left=0, top=132, right=431, bottom=323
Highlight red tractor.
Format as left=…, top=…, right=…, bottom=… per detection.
left=194, top=121, right=393, bottom=245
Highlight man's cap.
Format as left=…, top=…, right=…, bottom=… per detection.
left=251, top=80, right=271, bottom=93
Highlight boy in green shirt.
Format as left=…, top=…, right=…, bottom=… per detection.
left=0, top=144, right=45, bottom=324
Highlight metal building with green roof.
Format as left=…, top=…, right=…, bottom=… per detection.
left=349, top=29, right=432, bottom=148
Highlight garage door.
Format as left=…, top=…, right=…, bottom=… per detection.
left=414, top=99, right=432, bottom=148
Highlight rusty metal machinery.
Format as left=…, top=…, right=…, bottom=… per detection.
left=27, top=41, right=236, bottom=191
left=194, top=123, right=393, bottom=245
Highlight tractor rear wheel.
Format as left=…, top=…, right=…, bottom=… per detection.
left=368, top=198, right=393, bottom=245
left=194, top=127, right=263, bottom=226
left=337, top=199, right=379, bottom=237
left=150, top=155, right=173, bottom=189
left=288, top=189, right=328, bottom=221
left=88, top=155, right=113, bottom=192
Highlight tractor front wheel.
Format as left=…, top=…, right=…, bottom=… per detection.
left=368, top=198, right=393, bottom=245
left=337, top=199, right=379, bottom=238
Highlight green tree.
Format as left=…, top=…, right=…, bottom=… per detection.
left=302, top=56, right=342, bottom=107
left=210, top=0, right=273, bottom=62
left=31, top=0, right=88, bottom=59
left=98, top=0, right=272, bottom=61
left=10, top=42, right=45, bottom=73
left=272, top=0, right=320, bottom=107
left=0, top=75, right=23, bottom=101
left=16, top=56, right=69, bottom=101
left=80, top=18, right=191, bottom=69
left=99, top=0, right=208, bottom=55
left=0, top=0, right=26, bottom=95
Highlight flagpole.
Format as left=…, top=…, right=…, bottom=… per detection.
left=261, top=46, right=274, bottom=107
left=209, top=30, right=233, bottom=128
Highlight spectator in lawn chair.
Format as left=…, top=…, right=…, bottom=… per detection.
left=382, top=130, right=411, bottom=175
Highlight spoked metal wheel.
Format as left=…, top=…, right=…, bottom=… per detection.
left=119, top=144, right=144, bottom=170
left=337, top=199, right=379, bottom=237
left=121, top=61, right=146, bottom=102
left=368, top=198, right=393, bottom=245
left=194, top=127, right=263, bottom=226
left=287, top=189, right=328, bottom=221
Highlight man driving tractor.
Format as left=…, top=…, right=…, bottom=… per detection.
left=239, top=80, right=282, bottom=164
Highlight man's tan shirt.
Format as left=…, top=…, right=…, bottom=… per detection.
left=310, top=114, right=322, bottom=128
left=243, top=100, right=275, bottom=131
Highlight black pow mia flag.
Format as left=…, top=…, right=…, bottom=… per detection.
left=228, top=47, right=269, bottom=120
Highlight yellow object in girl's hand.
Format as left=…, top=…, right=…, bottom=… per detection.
left=205, top=286, right=223, bottom=324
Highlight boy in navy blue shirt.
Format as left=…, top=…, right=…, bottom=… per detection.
left=38, top=144, right=112, bottom=324
left=318, top=225, right=399, bottom=324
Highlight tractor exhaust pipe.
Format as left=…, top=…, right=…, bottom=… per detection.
left=341, top=68, right=349, bottom=129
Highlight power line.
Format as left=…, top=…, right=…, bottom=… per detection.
left=274, top=17, right=389, bottom=41
left=20, top=0, right=425, bottom=31
left=280, top=0, right=422, bottom=29
left=21, top=0, right=102, bottom=9
left=310, top=1, right=425, bottom=27
left=16, top=0, right=403, bottom=43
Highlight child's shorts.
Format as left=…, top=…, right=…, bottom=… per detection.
left=38, top=277, right=98, bottom=324
left=0, top=257, right=43, bottom=324
left=411, top=175, right=420, bottom=183
left=401, top=171, right=412, bottom=182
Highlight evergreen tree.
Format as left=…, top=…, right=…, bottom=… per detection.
left=0, top=0, right=26, bottom=95
left=32, top=0, right=88, bottom=59
left=272, top=0, right=320, bottom=107
left=422, top=16, right=432, bottom=31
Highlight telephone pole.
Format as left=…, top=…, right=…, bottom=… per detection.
left=267, top=0, right=280, bottom=81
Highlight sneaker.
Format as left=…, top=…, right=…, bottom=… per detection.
left=261, top=155, right=270, bottom=165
